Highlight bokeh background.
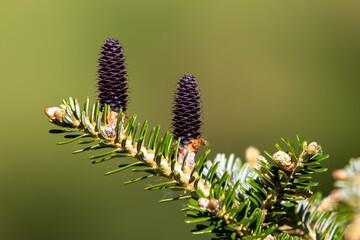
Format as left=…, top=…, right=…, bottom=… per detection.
left=1, top=1, right=359, bottom=239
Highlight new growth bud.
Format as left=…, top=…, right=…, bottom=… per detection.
left=273, top=151, right=295, bottom=172
left=44, top=107, right=66, bottom=122
left=172, top=74, right=202, bottom=147
left=306, top=142, right=318, bottom=154
left=198, top=197, right=209, bottom=210
left=198, top=198, right=219, bottom=213
left=97, top=38, right=129, bottom=113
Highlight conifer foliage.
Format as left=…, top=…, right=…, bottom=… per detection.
left=43, top=38, right=356, bottom=240
left=97, top=38, right=128, bottom=113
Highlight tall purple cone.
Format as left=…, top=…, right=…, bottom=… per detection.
left=172, top=74, right=202, bottom=146
left=97, top=38, right=128, bottom=113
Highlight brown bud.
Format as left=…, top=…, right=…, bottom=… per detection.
left=103, top=111, right=122, bottom=138
left=208, top=198, right=219, bottom=212
left=185, top=139, right=202, bottom=153
left=273, top=151, right=295, bottom=172
left=107, top=110, right=119, bottom=124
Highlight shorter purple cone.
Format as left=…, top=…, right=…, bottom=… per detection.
left=172, top=74, right=202, bottom=146
left=97, top=38, right=128, bottom=113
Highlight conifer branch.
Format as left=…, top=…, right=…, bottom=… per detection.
left=45, top=100, right=210, bottom=196
left=45, top=98, right=340, bottom=239
left=43, top=37, right=354, bottom=239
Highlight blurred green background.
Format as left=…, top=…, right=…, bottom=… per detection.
left=1, top=0, right=359, bottom=239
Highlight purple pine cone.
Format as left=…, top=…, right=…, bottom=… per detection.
left=172, top=74, right=202, bottom=146
left=97, top=38, right=128, bottom=113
